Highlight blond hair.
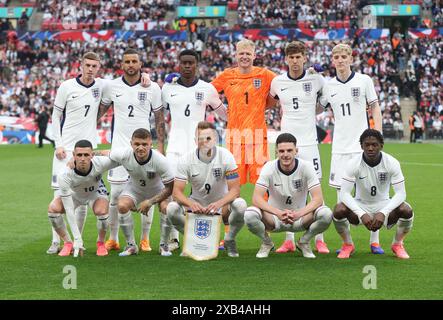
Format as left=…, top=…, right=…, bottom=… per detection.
left=332, top=44, right=352, bottom=56
left=236, top=39, right=255, bottom=51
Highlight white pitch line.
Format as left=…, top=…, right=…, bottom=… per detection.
left=401, top=162, right=443, bottom=167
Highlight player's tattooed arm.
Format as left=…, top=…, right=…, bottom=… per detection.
left=138, top=180, right=173, bottom=214
left=154, top=108, right=165, bottom=155
left=97, top=102, right=112, bottom=123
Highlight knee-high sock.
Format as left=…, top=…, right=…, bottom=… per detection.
left=75, top=205, right=88, bottom=234
left=160, top=213, right=172, bottom=245
left=300, top=206, right=332, bottom=243
left=141, top=206, right=155, bottom=241
left=48, top=213, right=71, bottom=243
left=244, top=207, right=272, bottom=245
left=370, top=230, right=380, bottom=244
left=109, top=183, right=124, bottom=241
left=118, top=212, right=135, bottom=246
left=169, top=227, right=180, bottom=242
left=225, top=198, right=246, bottom=241
left=333, top=216, right=353, bottom=244
left=51, top=227, right=61, bottom=243
left=96, top=214, right=109, bottom=243
left=166, top=202, right=185, bottom=234
left=393, top=214, right=414, bottom=244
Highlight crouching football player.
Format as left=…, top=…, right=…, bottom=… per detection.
left=166, top=121, right=247, bottom=257
left=48, top=140, right=118, bottom=257
left=244, top=133, right=333, bottom=258
left=333, top=129, right=414, bottom=259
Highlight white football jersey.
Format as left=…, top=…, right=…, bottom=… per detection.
left=109, top=148, right=174, bottom=194
left=176, top=146, right=238, bottom=207
left=270, top=71, right=325, bottom=146
left=162, top=79, right=222, bottom=154
left=256, top=159, right=320, bottom=211
left=319, top=72, right=378, bottom=154
left=58, top=156, right=117, bottom=200
left=342, top=151, right=405, bottom=203
left=101, top=76, right=162, bottom=151
left=53, top=77, right=106, bottom=150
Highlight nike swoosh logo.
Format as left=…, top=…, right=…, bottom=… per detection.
left=230, top=82, right=236, bottom=86
left=116, top=94, right=123, bottom=97
left=331, top=93, right=337, bottom=97
left=359, top=176, right=367, bottom=179
left=281, top=88, right=289, bottom=91
left=274, top=183, right=282, bottom=186
left=192, top=174, right=199, bottom=177
left=72, top=95, right=78, bottom=99
left=171, top=94, right=178, bottom=97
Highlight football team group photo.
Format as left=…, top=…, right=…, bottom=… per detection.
left=1, top=0, right=442, bottom=301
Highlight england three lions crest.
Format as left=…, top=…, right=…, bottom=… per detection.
left=351, top=87, right=360, bottom=101
left=195, top=91, right=204, bottom=102
left=303, top=82, right=312, bottom=94
left=92, top=88, right=100, bottom=101
left=212, top=168, right=222, bottom=180
left=378, top=172, right=388, bottom=183
left=253, top=79, right=262, bottom=89
left=292, top=179, right=303, bottom=191
left=195, top=218, right=212, bottom=239
left=138, top=92, right=147, bottom=104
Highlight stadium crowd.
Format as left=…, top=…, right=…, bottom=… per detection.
left=39, top=0, right=175, bottom=30
left=237, top=0, right=359, bottom=29
left=0, top=0, right=442, bottom=139
left=1, top=31, right=442, bottom=138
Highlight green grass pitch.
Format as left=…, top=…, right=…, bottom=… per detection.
left=1, top=142, right=442, bottom=300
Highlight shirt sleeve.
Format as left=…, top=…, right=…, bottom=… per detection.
left=156, top=152, right=174, bottom=184
left=57, top=171, right=72, bottom=198
left=109, top=148, right=126, bottom=164
left=269, top=78, right=278, bottom=99
left=305, top=163, right=321, bottom=190
left=54, top=81, right=68, bottom=112
left=256, top=162, right=271, bottom=190
left=264, top=68, right=277, bottom=89
left=150, top=82, right=163, bottom=112
left=365, top=75, right=378, bottom=105
left=224, top=149, right=239, bottom=180
left=101, top=80, right=113, bottom=106
left=206, top=84, right=223, bottom=110
left=211, top=70, right=227, bottom=93
left=318, top=84, right=329, bottom=108
left=390, top=158, right=405, bottom=186
left=161, top=84, right=169, bottom=107
left=175, top=155, right=188, bottom=182
left=95, top=156, right=119, bottom=172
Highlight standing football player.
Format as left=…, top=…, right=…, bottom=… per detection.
left=269, top=41, right=330, bottom=254
left=100, top=48, right=165, bottom=253
left=319, top=44, right=384, bottom=254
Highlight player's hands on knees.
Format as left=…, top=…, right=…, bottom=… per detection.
left=371, top=212, right=385, bottom=231
left=140, top=72, right=151, bottom=88
left=189, top=201, right=206, bottom=215
left=205, top=201, right=221, bottom=215
left=361, top=214, right=373, bottom=231
left=138, top=200, right=153, bottom=215
left=56, top=147, right=66, bottom=160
